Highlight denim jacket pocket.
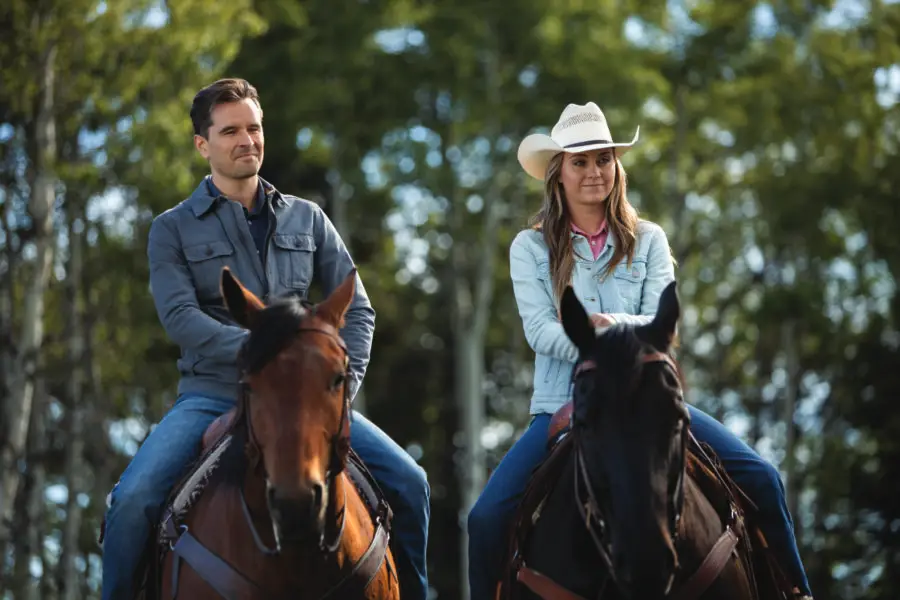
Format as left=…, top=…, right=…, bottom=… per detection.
left=272, top=233, right=316, bottom=290
left=184, top=240, right=234, bottom=300
left=613, top=260, right=646, bottom=313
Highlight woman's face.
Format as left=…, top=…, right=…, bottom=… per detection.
left=559, top=148, right=616, bottom=210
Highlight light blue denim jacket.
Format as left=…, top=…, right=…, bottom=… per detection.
left=509, top=219, right=675, bottom=415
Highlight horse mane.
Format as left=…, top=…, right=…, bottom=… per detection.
left=216, top=293, right=319, bottom=488
left=239, top=294, right=317, bottom=374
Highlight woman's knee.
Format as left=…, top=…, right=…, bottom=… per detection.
left=467, top=495, right=494, bottom=536
left=744, top=457, right=788, bottom=510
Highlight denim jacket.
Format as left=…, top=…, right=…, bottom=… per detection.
left=147, top=176, right=375, bottom=403
left=509, top=219, right=675, bottom=415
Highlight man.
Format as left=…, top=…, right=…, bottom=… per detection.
left=100, top=78, right=430, bottom=600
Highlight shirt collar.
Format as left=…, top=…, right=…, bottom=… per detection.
left=570, top=219, right=608, bottom=238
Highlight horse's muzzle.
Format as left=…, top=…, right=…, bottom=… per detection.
left=613, top=545, right=678, bottom=598
left=266, top=480, right=327, bottom=542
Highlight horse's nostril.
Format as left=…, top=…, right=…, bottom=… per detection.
left=310, top=481, right=324, bottom=514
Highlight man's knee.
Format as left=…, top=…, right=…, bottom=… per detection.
left=108, top=475, right=165, bottom=522
left=398, top=459, right=430, bottom=511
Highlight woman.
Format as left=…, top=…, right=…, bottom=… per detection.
left=466, top=102, right=813, bottom=600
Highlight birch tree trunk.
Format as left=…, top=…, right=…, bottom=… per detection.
left=0, top=41, right=58, bottom=562
left=456, top=28, right=502, bottom=600
left=10, top=379, right=49, bottom=600
left=57, top=201, right=86, bottom=600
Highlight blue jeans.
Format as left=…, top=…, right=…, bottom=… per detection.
left=101, top=395, right=430, bottom=600
left=467, top=406, right=811, bottom=600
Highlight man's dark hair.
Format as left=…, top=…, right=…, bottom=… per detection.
left=190, top=78, right=261, bottom=138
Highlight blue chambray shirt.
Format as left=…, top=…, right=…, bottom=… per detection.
left=147, top=176, right=375, bottom=403
left=509, top=219, right=676, bottom=415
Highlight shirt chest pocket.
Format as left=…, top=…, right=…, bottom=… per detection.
left=184, top=240, right=235, bottom=300
left=613, top=260, right=646, bottom=313
left=272, top=233, right=316, bottom=291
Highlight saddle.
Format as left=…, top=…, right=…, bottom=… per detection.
left=99, top=409, right=393, bottom=600
left=497, top=402, right=798, bottom=600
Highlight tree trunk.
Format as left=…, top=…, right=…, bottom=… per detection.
left=10, top=378, right=50, bottom=600
left=58, top=202, right=86, bottom=600
left=456, top=28, right=502, bottom=600
left=0, top=42, right=58, bottom=563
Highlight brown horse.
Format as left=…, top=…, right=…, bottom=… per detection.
left=497, top=282, right=797, bottom=600
left=149, top=267, right=399, bottom=599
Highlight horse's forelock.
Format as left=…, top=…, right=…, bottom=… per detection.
left=579, top=325, right=647, bottom=420
left=239, top=296, right=314, bottom=374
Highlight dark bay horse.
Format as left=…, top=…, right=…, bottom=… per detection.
left=152, top=268, right=399, bottom=599
left=498, top=282, right=796, bottom=600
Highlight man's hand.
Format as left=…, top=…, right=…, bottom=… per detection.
left=590, top=313, right=616, bottom=328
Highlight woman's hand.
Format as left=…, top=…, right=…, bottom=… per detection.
left=590, top=313, right=616, bottom=328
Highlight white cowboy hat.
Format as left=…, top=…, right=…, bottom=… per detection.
left=517, top=102, right=640, bottom=180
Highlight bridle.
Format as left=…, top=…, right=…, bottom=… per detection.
left=570, top=349, right=689, bottom=591
left=238, top=315, right=353, bottom=557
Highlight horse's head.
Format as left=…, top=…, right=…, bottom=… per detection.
left=560, top=282, right=689, bottom=598
left=221, top=267, right=355, bottom=547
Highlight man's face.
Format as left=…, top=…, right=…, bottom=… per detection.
left=194, top=98, right=264, bottom=181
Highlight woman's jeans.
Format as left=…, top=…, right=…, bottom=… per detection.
left=467, top=405, right=811, bottom=600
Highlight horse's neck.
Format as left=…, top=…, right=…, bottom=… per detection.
left=523, top=458, right=612, bottom=597
left=676, top=477, right=726, bottom=572
left=675, top=476, right=755, bottom=598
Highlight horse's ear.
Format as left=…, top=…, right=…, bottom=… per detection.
left=221, top=267, right=265, bottom=328
left=317, top=269, right=357, bottom=329
left=560, top=286, right=594, bottom=355
left=641, top=281, right=680, bottom=351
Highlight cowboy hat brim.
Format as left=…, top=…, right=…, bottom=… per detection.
left=517, top=126, right=640, bottom=180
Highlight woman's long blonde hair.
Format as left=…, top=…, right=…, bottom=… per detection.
left=527, top=151, right=639, bottom=304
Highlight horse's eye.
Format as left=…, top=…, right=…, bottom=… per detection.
left=331, top=373, right=346, bottom=390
